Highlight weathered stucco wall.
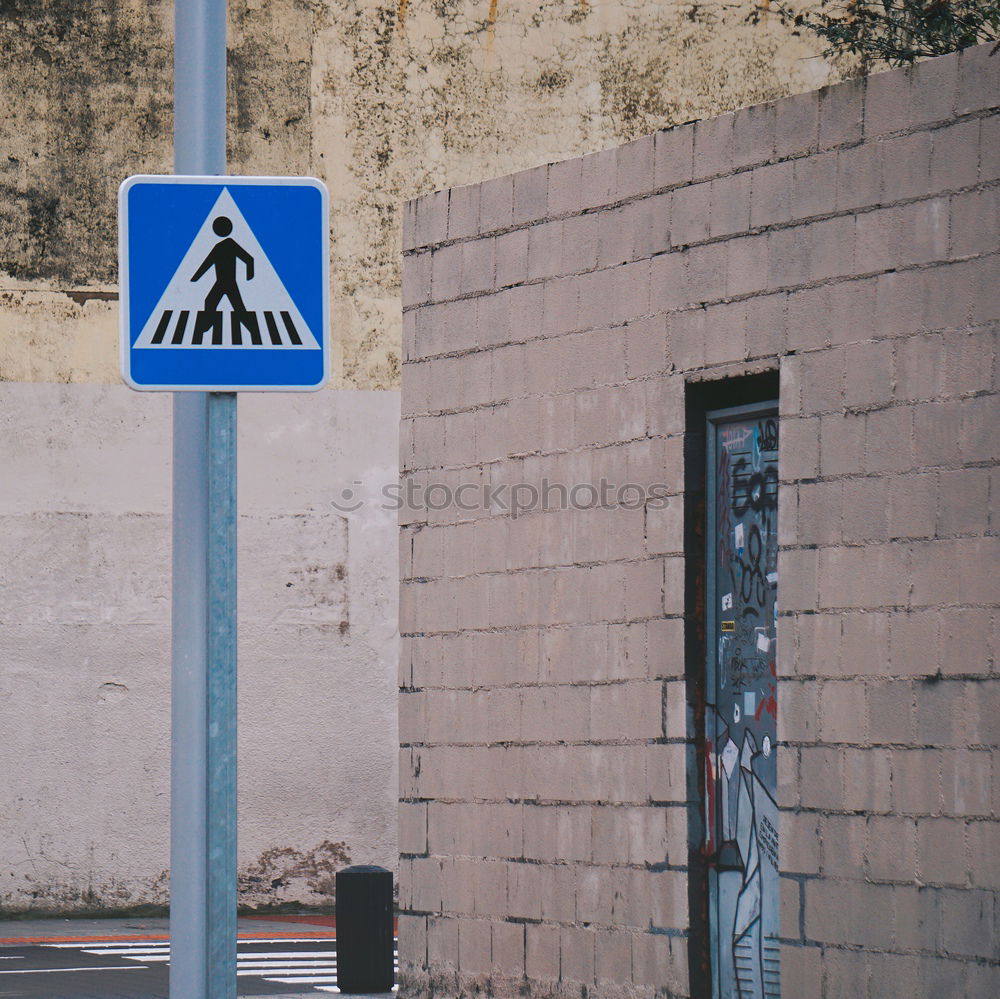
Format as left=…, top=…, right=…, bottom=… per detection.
left=0, top=385, right=400, bottom=913
left=398, top=45, right=999, bottom=998
left=0, top=1, right=845, bottom=389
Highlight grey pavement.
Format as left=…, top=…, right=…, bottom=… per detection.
left=0, top=916, right=396, bottom=999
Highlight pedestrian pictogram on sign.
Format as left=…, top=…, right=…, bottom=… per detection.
left=119, top=175, right=329, bottom=391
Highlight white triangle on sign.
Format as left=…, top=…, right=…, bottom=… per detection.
left=134, top=188, right=321, bottom=350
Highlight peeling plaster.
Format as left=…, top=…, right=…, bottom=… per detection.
left=238, top=839, right=351, bottom=910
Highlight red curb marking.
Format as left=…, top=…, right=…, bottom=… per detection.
left=244, top=914, right=399, bottom=933
left=245, top=914, right=337, bottom=927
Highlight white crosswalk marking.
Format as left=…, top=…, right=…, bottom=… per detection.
left=0, top=965, right=150, bottom=975
left=238, top=969, right=338, bottom=978
left=241, top=951, right=338, bottom=959
left=89, top=953, right=169, bottom=962
left=265, top=976, right=340, bottom=984
left=44, top=941, right=167, bottom=949
left=238, top=960, right=338, bottom=969
left=315, top=987, right=400, bottom=994
left=82, top=947, right=169, bottom=956
left=41, top=935, right=398, bottom=993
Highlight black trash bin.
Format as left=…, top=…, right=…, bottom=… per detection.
left=335, top=865, right=394, bottom=994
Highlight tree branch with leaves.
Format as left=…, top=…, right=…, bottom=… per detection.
left=755, top=1, right=999, bottom=69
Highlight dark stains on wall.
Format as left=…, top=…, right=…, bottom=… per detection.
left=533, top=67, right=571, bottom=93
left=1, top=0, right=840, bottom=387
left=227, top=0, right=313, bottom=177
left=0, top=0, right=313, bottom=288
left=1, top=865, right=170, bottom=914
left=597, top=8, right=790, bottom=143
left=342, top=1, right=405, bottom=281
left=0, top=0, right=173, bottom=285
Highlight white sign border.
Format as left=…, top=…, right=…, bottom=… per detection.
left=119, top=174, right=330, bottom=392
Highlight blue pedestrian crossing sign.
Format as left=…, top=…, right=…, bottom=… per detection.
left=119, top=175, right=329, bottom=391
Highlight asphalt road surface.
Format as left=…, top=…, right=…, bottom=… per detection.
left=0, top=935, right=398, bottom=998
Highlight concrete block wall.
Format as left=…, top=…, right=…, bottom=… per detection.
left=399, top=45, right=999, bottom=998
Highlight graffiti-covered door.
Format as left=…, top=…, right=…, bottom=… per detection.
left=705, top=403, right=780, bottom=999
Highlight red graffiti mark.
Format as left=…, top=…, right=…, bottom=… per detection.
left=755, top=694, right=777, bottom=721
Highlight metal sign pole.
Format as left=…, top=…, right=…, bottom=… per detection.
left=171, top=2, right=237, bottom=999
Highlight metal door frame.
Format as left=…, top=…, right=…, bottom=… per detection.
left=704, top=399, right=780, bottom=999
